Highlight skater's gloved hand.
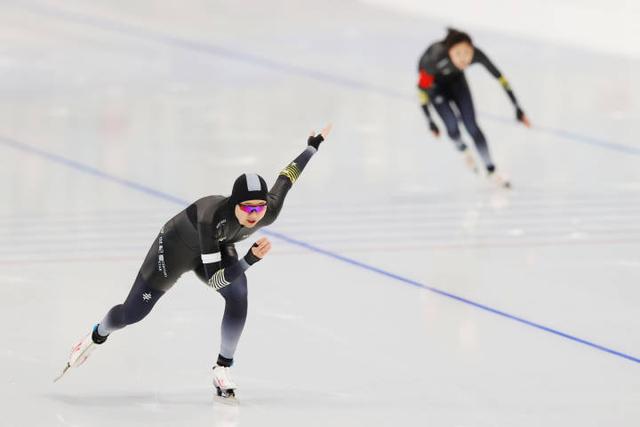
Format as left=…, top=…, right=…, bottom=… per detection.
left=244, top=237, right=271, bottom=265
left=429, top=120, right=440, bottom=137
left=515, top=107, right=531, bottom=128
left=307, top=123, right=332, bottom=150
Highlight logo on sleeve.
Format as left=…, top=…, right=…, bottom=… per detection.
left=216, top=219, right=228, bottom=242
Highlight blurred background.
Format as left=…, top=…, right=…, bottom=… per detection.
left=0, top=1, right=638, bottom=426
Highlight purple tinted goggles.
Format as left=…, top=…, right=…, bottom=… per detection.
left=239, top=204, right=267, bottom=214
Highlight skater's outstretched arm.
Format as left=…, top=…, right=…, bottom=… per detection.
left=473, top=48, right=531, bottom=127
left=206, top=238, right=271, bottom=290
left=262, top=125, right=332, bottom=225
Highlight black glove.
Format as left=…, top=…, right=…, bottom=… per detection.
left=307, top=134, right=324, bottom=150
left=429, top=120, right=440, bottom=137
left=515, top=106, right=525, bottom=122
left=244, top=243, right=262, bottom=266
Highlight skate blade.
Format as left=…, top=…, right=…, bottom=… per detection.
left=465, top=160, right=479, bottom=174
left=488, top=175, right=511, bottom=189
left=497, top=179, right=512, bottom=189
left=53, top=363, right=71, bottom=383
left=462, top=156, right=478, bottom=174
left=214, top=387, right=238, bottom=403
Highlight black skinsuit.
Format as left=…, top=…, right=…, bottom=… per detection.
left=98, top=145, right=317, bottom=366
left=417, top=41, right=522, bottom=172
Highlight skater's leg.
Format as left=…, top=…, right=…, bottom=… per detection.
left=194, top=263, right=246, bottom=396
left=61, top=272, right=171, bottom=376
left=97, top=273, right=167, bottom=336
left=194, top=245, right=248, bottom=366
left=431, top=95, right=467, bottom=151
left=217, top=273, right=248, bottom=366
left=452, top=77, right=495, bottom=172
left=211, top=274, right=247, bottom=397
left=96, top=225, right=195, bottom=338
left=193, top=247, right=247, bottom=396
left=62, top=223, right=196, bottom=377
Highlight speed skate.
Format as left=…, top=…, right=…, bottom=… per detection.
left=213, top=365, right=238, bottom=400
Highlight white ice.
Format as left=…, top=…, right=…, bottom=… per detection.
left=0, top=1, right=639, bottom=426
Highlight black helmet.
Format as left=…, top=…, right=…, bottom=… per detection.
left=229, top=173, right=268, bottom=206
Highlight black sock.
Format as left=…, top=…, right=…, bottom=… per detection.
left=216, top=354, right=233, bottom=367
left=91, top=325, right=108, bottom=344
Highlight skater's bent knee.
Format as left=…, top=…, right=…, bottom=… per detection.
left=445, top=126, right=461, bottom=139
left=221, top=274, right=248, bottom=301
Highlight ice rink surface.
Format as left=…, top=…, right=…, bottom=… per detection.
left=0, top=1, right=639, bottom=426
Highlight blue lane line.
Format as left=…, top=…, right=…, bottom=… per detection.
left=23, top=2, right=406, bottom=100
left=261, top=229, right=640, bottom=365
left=0, top=136, right=188, bottom=206
left=23, top=2, right=640, bottom=157
left=535, top=126, right=640, bottom=156
left=2, top=135, right=639, bottom=365
left=480, top=112, right=640, bottom=156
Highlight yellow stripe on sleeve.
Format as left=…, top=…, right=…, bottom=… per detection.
left=279, top=162, right=302, bottom=183
left=418, top=90, right=429, bottom=106
left=498, top=76, right=512, bottom=90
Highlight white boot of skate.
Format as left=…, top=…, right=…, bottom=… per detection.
left=54, top=325, right=104, bottom=382
left=213, top=365, right=238, bottom=398
left=488, top=171, right=511, bottom=189
left=69, top=331, right=97, bottom=368
left=461, top=148, right=479, bottom=174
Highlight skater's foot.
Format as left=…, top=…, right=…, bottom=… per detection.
left=213, top=364, right=237, bottom=398
left=69, top=325, right=107, bottom=368
left=69, top=327, right=91, bottom=367
left=56, top=325, right=107, bottom=382
left=488, top=171, right=511, bottom=189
